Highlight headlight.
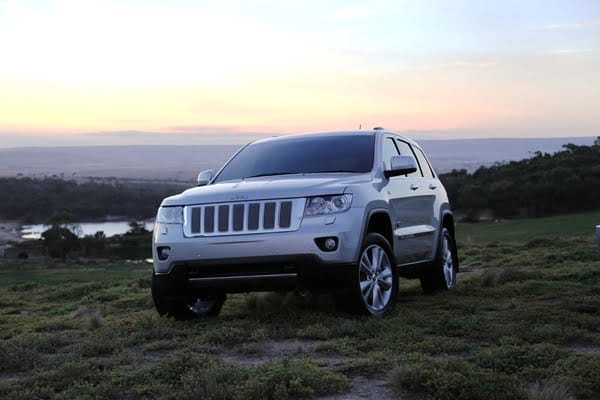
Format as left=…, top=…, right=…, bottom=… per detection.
left=156, top=206, right=183, bottom=224
left=304, top=194, right=352, bottom=216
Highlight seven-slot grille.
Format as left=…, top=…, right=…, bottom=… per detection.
left=183, top=198, right=305, bottom=237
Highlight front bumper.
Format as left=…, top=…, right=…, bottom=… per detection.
left=152, top=207, right=364, bottom=292
left=154, top=255, right=356, bottom=294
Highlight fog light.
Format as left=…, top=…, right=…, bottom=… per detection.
left=324, top=238, right=336, bottom=250
left=157, top=246, right=171, bottom=261
left=314, top=237, right=339, bottom=252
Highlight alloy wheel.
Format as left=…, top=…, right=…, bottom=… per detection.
left=442, top=234, right=456, bottom=289
left=358, top=244, right=394, bottom=313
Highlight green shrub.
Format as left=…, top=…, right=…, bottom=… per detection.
left=475, top=343, right=566, bottom=376
left=0, top=341, right=41, bottom=372
left=242, top=359, right=349, bottom=399
left=550, top=355, right=600, bottom=398
left=391, top=356, right=527, bottom=400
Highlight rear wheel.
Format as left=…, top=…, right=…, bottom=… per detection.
left=151, top=273, right=226, bottom=320
left=420, top=227, right=457, bottom=294
left=350, top=232, right=398, bottom=316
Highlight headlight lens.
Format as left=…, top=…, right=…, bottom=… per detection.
left=304, top=194, right=352, bottom=216
left=156, top=206, right=183, bottom=224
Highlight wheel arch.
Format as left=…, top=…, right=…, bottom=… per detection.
left=356, top=204, right=395, bottom=262
left=366, top=211, right=394, bottom=246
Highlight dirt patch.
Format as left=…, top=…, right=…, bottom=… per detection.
left=566, top=344, right=600, bottom=355
left=319, top=376, right=401, bottom=400
left=0, top=372, right=24, bottom=383
left=223, top=339, right=320, bottom=366
left=458, top=263, right=485, bottom=277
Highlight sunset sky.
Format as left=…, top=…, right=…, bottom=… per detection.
left=0, top=0, right=599, bottom=146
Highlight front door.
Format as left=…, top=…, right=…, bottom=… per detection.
left=382, top=136, right=428, bottom=264
left=393, top=139, right=436, bottom=262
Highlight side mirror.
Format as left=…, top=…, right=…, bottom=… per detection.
left=384, top=155, right=417, bottom=178
left=196, top=169, right=214, bottom=186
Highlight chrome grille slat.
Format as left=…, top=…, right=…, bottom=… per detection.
left=264, top=202, right=275, bottom=229
left=184, top=198, right=305, bottom=237
left=218, top=205, right=228, bottom=232
left=233, top=204, right=244, bottom=231
left=204, top=206, right=215, bottom=233
left=191, top=207, right=201, bottom=234
left=280, top=201, right=292, bottom=228
left=248, top=203, right=259, bottom=230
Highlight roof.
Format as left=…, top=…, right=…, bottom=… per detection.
left=252, top=128, right=418, bottom=147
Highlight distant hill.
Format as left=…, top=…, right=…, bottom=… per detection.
left=0, top=137, right=595, bottom=181
left=440, top=138, right=600, bottom=219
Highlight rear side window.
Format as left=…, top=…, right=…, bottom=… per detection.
left=413, top=147, right=435, bottom=178
left=393, top=139, right=420, bottom=177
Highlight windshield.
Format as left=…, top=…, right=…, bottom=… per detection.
left=213, top=134, right=375, bottom=183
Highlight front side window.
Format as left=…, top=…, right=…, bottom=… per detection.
left=393, top=139, right=420, bottom=177
left=382, top=137, right=399, bottom=170
left=213, top=134, right=375, bottom=183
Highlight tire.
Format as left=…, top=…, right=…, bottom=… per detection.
left=420, top=227, right=458, bottom=294
left=151, top=273, right=226, bottom=320
left=350, top=232, right=398, bottom=316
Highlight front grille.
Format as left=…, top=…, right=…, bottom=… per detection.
left=183, top=198, right=305, bottom=237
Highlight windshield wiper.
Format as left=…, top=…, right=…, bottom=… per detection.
left=244, top=172, right=302, bottom=179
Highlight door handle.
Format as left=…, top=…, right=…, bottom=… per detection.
left=429, top=183, right=437, bottom=190
left=410, top=184, right=419, bottom=191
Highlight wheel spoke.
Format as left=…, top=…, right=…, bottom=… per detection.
left=371, top=247, right=381, bottom=271
left=377, top=270, right=393, bottom=289
left=361, top=254, right=374, bottom=274
left=379, top=271, right=392, bottom=280
left=367, top=283, right=375, bottom=300
left=361, top=280, right=374, bottom=300
left=372, top=283, right=381, bottom=309
left=378, top=249, right=385, bottom=270
left=360, top=280, right=371, bottom=294
left=380, top=286, right=391, bottom=306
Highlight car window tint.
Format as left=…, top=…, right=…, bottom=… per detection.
left=414, top=147, right=434, bottom=178
left=382, top=137, right=399, bottom=170
left=393, top=139, right=420, bottom=177
left=214, top=134, right=375, bottom=183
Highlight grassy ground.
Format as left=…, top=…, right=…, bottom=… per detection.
left=457, top=210, right=600, bottom=245
left=1, top=217, right=599, bottom=399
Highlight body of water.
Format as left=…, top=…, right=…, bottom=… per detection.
left=21, top=221, right=155, bottom=240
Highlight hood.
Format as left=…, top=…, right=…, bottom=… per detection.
left=161, top=173, right=372, bottom=206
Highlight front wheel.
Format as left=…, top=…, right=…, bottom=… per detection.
left=350, top=233, right=398, bottom=316
left=420, top=227, right=458, bottom=294
left=151, top=273, right=226, bottom=320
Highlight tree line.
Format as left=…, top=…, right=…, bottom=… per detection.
left=439, top=137, right=600, bottom=220
left=0, top=177, right=187, bottom=222
left=1, top=138, right=599, bottom=225
left=41, top=219, right=151, bottom=260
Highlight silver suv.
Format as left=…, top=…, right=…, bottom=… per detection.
left=151, top=128, right=458, bottom=318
